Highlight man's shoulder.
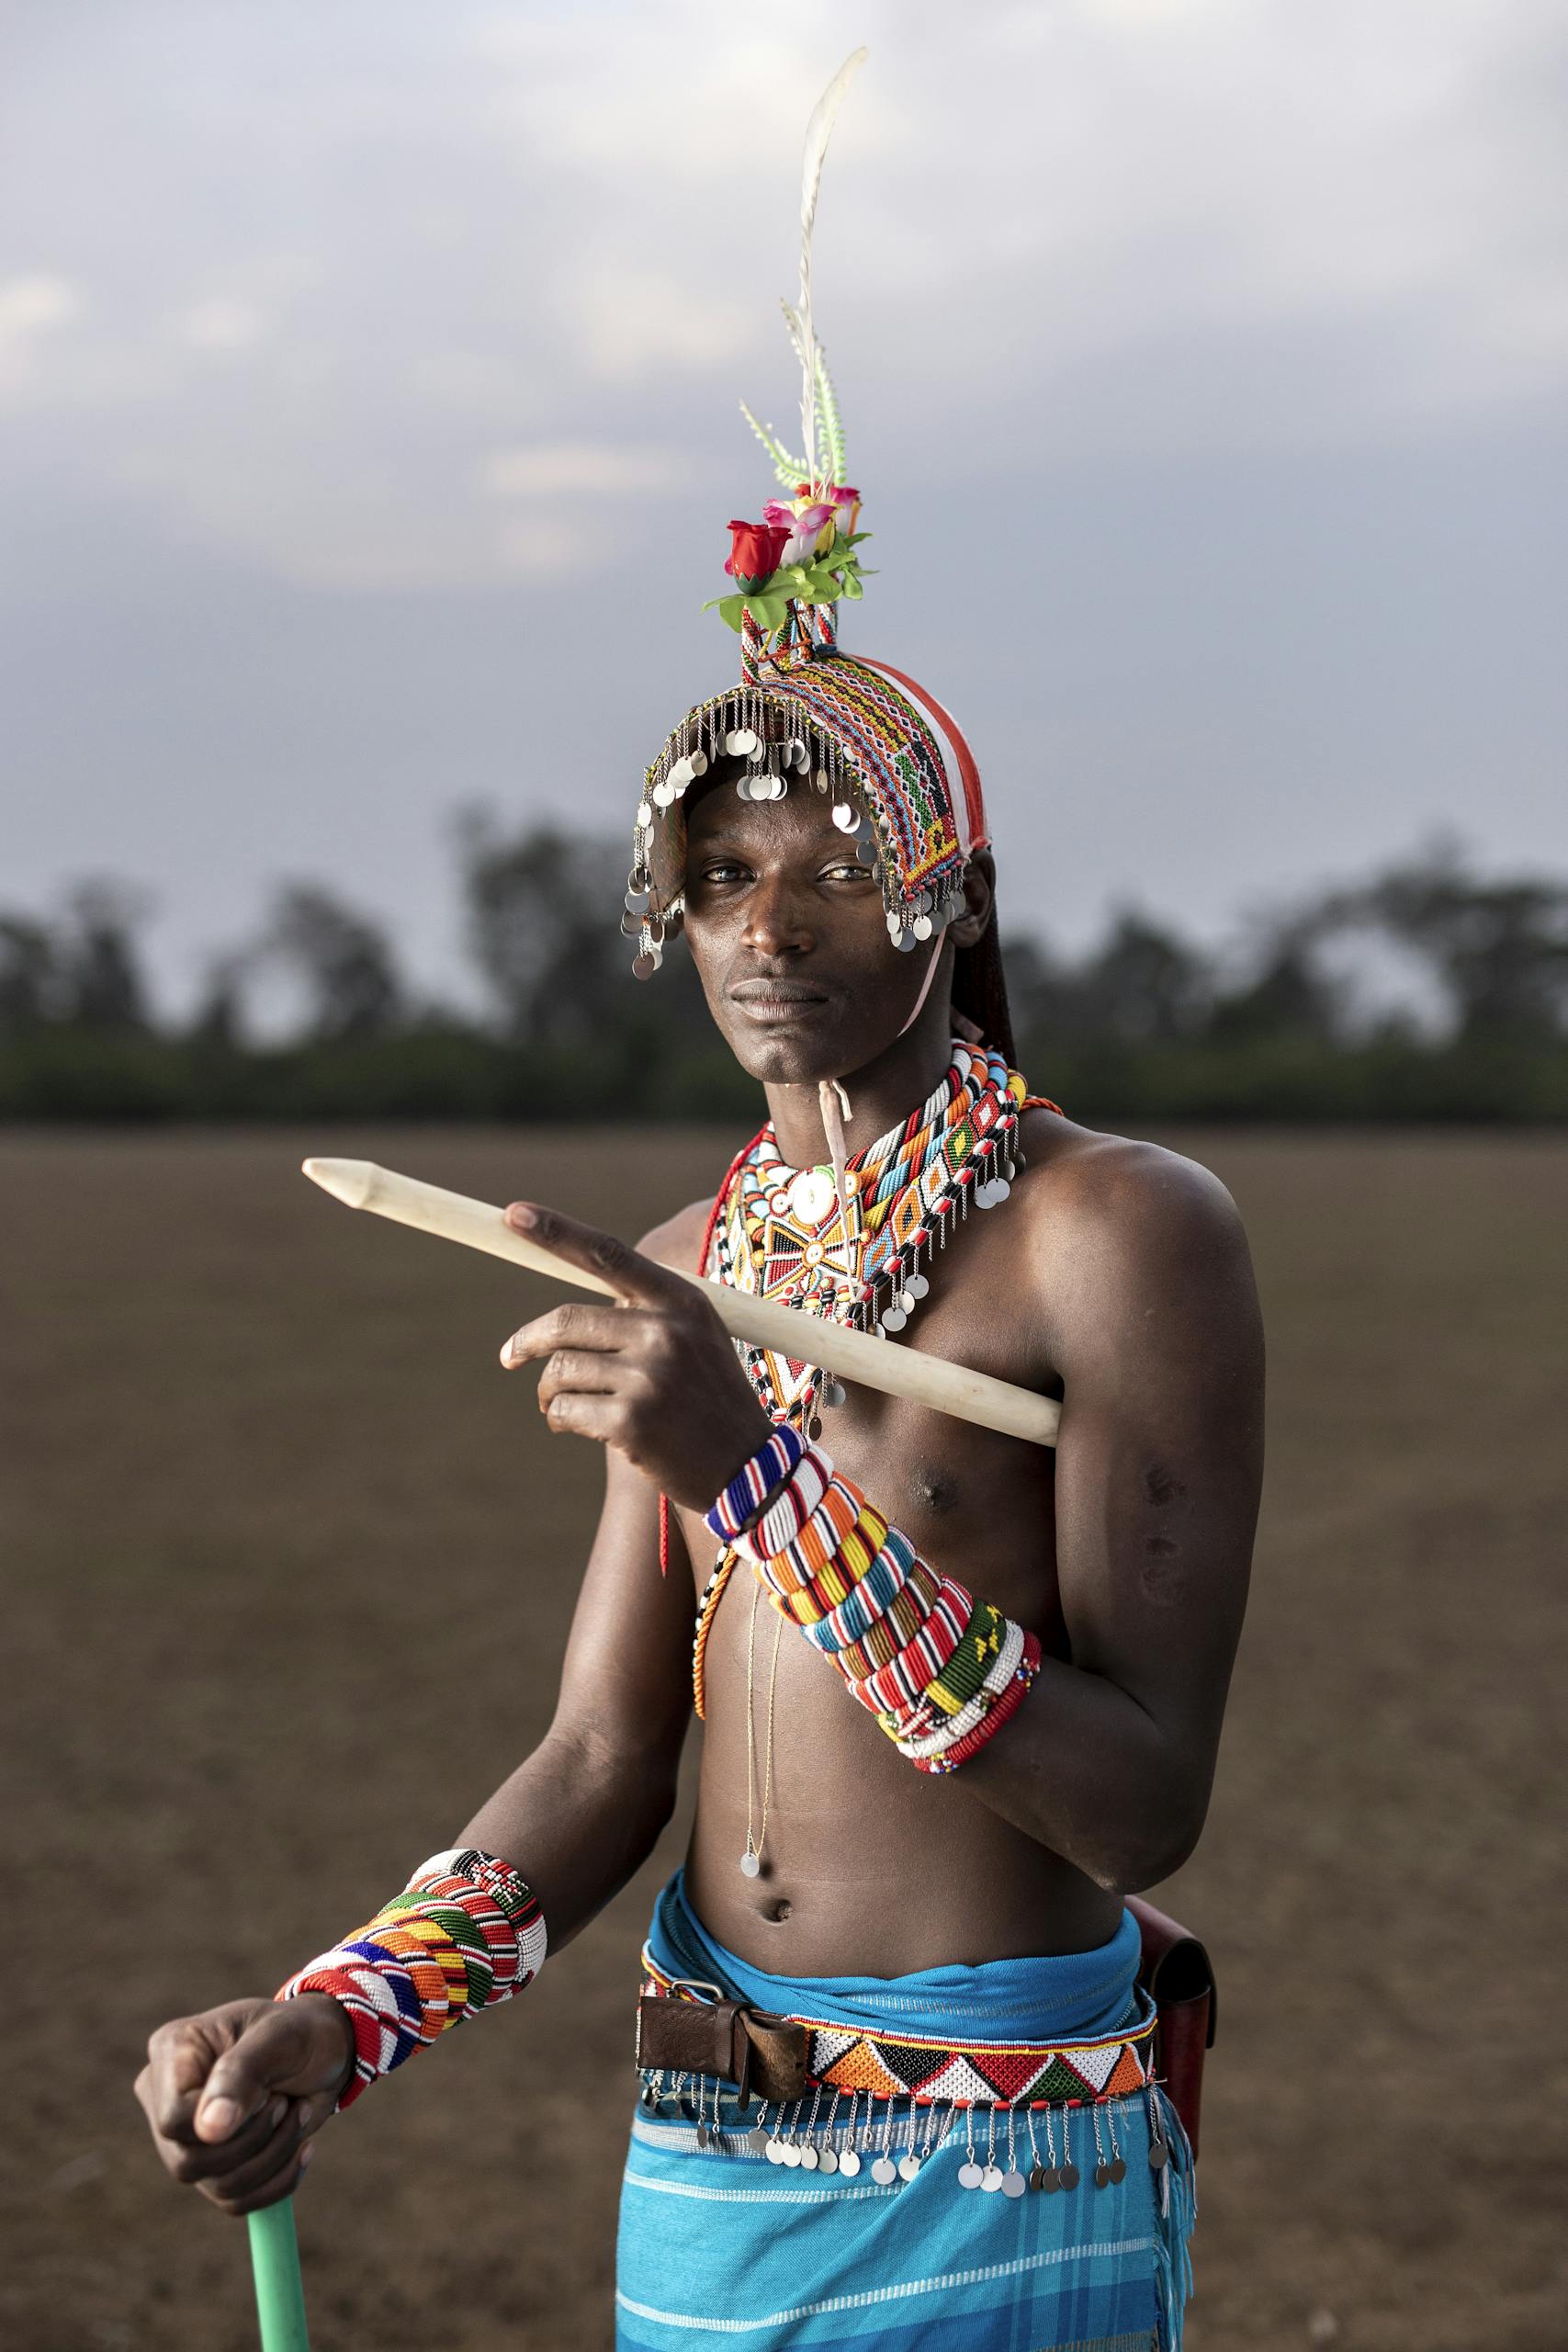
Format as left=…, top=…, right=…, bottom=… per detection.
left=1015, top=1110, right=1247, bottom=1263
left=638, top=1195, right=718, bottom=1277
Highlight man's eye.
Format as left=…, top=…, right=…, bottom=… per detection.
left=823, top=861, right=867, bottom=883
left=701, top=862, right=749, bottom=884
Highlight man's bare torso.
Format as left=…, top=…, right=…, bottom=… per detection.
left=660, top=1105, right=1128, bottom=1977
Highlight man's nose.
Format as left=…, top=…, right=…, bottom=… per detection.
left=743, top=875, right=815, bottom=957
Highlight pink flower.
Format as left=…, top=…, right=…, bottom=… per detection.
left=762, top=496, right=837, bottom=566
left=824, top=484, right=862, bottom=536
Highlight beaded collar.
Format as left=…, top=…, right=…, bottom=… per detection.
left=703, top=1041, right=1049, bottom=1435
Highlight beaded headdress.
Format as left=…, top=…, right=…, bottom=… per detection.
left=621, top=50, right=991, bottom=989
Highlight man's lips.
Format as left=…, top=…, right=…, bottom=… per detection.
left=728, top=978, right=831, bottom=1020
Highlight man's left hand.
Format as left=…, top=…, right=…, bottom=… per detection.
left=498, top=1203, right=775, bottom=1514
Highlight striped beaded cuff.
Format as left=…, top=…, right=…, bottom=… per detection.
left=731, top=1442, right=1038, bottom=1773
left=704, top=1421, right=807, bottom=1541
left=276, top=1846, right=547, bottom=2111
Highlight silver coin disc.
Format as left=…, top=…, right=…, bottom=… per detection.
left=817, top=2146, right=838, bottom=2175
left=980, top=2164, right=1004, bottom=2192
left=798, top=2146, right=819, bottom=2171
left=1057, top=2161, right=1080, bottom=2189
left=1028, top=2164, right=1048, bottom=2191
left=906, top=1273, right=930, bottom=1299
left=823, top=1378, right=847, bottom=1408
left=695, top=2122, right=711, bottom=2150
left=781, top=2143, right=803, bottom=2168
left=1148, top=2138, right=1170, bottom=2170
left=1109, top=2156, right=1126, bottom=2183
left=636, top=799, right=654, bottom=827
left=881, top=1306, right=907, bottom=1333
left=912, top=914, right=933, bottom=941
left=1094, top=2161, right=1111, bottom=2188
left=957, top=2160, right=983, bottom=2190
left=765, top=2139, right=785, bottom=2165
left=837, top=2147, right=862, bottom=2177
left=689, top=749, right=709, bottom=775
left=870, top=2156, right=897, bottom=2185
left=739, top=1850, right=761, bottom=1878
left=748, top=2124, right=770, bottom=2153
left=1002, top=2169, right=1027, bottom=2199
left=631, top=953, right=658, bottom=981
left=897, top=2153, right=921, bottom=2182
left=832, top=802, right=858, bottom=831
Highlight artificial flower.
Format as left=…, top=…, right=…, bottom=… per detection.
left=763, top=497, right=837, bottom=566
left=823, top=483, right=862, bottom=537
left=726, top=517, right=792, bottom=588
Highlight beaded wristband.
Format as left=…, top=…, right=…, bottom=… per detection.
left=704, top=1421, right=807, bottom=1541
left=277, top=1846, right=546, bottom=2110
left=724, top=1442, right=1040, bottom=1773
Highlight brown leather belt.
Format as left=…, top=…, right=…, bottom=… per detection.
left=637, top=1955, right=1158, bottom=2114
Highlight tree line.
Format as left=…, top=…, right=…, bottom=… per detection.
left=3, top=824, right=1565, bottom=1123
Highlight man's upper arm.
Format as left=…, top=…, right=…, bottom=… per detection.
left=1045, top=1143, right=1265, bottom=1763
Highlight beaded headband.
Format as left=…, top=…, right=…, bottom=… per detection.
left=622, top=50, right=990, bottom=982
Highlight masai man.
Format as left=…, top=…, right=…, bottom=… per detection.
left=134, top=71, right=1263, bottom=2352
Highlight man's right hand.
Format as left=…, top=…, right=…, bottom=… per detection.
left=134, top=1994, right=355, bottom=2217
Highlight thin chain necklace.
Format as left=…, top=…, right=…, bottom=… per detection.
left=740, top=1580, right=785, bottom=1878
left=698, top=1040, right=1061, bottom=1878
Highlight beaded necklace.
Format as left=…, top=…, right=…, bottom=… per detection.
left=703, top=1041, right=1052, bottom=1438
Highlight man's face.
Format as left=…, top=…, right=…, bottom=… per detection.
left=681, top=769, right=936, bottom=1085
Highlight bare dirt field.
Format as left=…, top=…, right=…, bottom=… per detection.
left=4, top=1126, right=1563, bottom=2352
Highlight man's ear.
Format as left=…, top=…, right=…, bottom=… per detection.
left=947, top=853, right=994, bottom=953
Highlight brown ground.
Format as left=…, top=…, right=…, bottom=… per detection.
left=3, top=1127, right=1563, bottom=2352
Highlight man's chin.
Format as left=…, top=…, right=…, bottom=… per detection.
left=719, top=1006, right=852, bottom=1087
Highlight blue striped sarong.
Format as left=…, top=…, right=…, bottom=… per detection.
left=616, top=1871, right=1195, bottom=2351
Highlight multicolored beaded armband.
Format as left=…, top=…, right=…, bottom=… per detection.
left=721, top=1437, right=1040, bottom=1773
left=276, top=1846, right=547, bottom=2109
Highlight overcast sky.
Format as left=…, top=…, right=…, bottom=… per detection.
left=3, top=0, right=1564, bottom=1014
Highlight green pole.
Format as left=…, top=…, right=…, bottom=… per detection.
left=247, top=2200, right=310, bottom=2351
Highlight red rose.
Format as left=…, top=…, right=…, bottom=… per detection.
left=725, top=517, right=791, bottom=589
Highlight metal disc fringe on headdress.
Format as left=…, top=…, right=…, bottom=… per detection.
left=621, top=50, right=990, bottom=982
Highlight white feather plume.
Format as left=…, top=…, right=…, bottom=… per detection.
left=795, top=47, right=867, bottom=493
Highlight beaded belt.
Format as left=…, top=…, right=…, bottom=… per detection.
left=639, top=1947, right=1156, bottom=2110
left=637, top=1953, right=1168, bottom=2195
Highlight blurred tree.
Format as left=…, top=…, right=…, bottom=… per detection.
left=0, top=915, right=61, bottom=1034
left=263, top=885, right=403, bottom=1042
left=458, top=814, right=626, bottom=1045
left=1208, top=933, right=1342, bottom=1044
left=1357, top=849, right=1568, bottom=1040
left=60, top=884, right=152, bottom=1031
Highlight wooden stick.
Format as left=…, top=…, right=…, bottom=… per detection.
left=302, top=1159, right=1060, bottom=1449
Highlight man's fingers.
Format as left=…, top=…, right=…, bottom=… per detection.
left=501, top=1303, right=654, bottom=1371
left=190, top=2103, right=306, bottom=2202
left=534, top=1348, right=625, bottom=1404
left=503, top=1203, right=682, bottom=1309
left=201, top=2132, right=316, bottom=2220
left=164, top=2098, right=291, bottom=2184
left=192, top=2008, right=307, bottom=2143
left=541, top=1389, right=622, bottom=1442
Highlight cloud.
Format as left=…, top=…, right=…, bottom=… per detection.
left=0, top=272, right=81, bottom=388
left=177, top=299, right=266, bottom=354
left=479, top=441, right=694, bottom=497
